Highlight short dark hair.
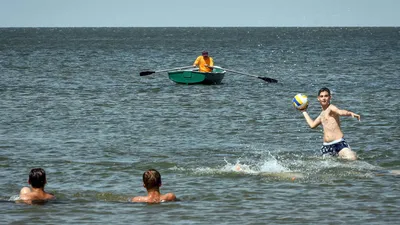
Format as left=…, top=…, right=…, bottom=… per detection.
left=29, top=168, right=47, bottom=188
left=318, top=87, right=331, bottom=96
left=143, top=169, right=162, bottom=190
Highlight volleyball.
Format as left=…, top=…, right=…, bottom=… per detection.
left=292, top=93, right=308, bottom=110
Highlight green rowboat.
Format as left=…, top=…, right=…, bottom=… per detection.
left=167, top=67, right=225, bottom=84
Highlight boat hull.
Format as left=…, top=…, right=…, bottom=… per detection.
left=168, top=68, right=225, bottom=85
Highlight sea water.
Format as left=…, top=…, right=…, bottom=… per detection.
left=0, top=27, right=399, bottom=224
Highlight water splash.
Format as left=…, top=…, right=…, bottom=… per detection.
left=8, top=195, right=21, bottom=201
left=170, top=150, right=397, bottom=181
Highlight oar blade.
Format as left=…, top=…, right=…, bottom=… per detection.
left=258, top=76, right=278, bottom=83
left=139, top=71, right=156, bottom=76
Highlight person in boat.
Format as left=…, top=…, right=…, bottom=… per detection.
left=193, top=51, right=214, bottom=72
left=131, top=169, right=177, bottom=203
left=300, top=87, right=360, bottom=160
left=18, top=168, right=56, bottom=204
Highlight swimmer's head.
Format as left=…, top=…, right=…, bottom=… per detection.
left=28, top=168, right=47, bottom=188
left=143, top=169, right=162, bottom=190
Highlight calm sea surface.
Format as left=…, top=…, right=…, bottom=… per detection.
left=0, top=27, right=399, bottom=224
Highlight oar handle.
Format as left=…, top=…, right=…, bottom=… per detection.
left=155, top=66, right=194, bottom=73
left=140, top=66, right=194, bottom=76
left=210, top=66, right=256, bottom=77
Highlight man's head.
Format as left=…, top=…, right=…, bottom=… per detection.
left=202, top=51, right=209, bottom=57
left=317, top=87, right=331, bottom=106
left=28, top=168, right=47, bottom=188
left=318, top=87, right=331, bottom=96
left=143, top=169, right=162, bottom=190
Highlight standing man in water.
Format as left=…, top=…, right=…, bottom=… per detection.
left=19, top=168, right=56, bottom=204
left=193, top=51, right=214, bottom=72
left=131, top=169, right=176, bottom=203
left=300, top=87, right=360, bottom=160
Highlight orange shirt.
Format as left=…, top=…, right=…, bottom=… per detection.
left=193, top=56, right=214, bottom=72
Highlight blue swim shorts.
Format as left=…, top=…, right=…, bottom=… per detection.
left=320, top=138, right=350, bottom=156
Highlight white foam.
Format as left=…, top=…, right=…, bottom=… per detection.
left=9, top=195, right=21, bottom=201
left=259, top=159, right=290, bottom=173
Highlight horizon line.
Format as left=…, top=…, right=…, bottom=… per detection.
left=1, top=25, right=399, bottom=28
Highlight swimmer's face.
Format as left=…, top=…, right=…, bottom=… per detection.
left=318, top=91, right=331, bottom=105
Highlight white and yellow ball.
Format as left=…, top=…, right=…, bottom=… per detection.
left=292, top=93, right=308, bottom=110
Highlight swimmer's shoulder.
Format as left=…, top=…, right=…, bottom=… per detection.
left=45, top=192, right=56, bottom=200
left=131, top=196, right=148, bottom=203
left=19, top=187, right=31, bottom=195
left=161, top=192, right=176, bottom=201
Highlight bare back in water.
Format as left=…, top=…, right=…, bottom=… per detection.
left=19, top=187, right=55, bottom=204
left=131, top=191, right=176, bottom=203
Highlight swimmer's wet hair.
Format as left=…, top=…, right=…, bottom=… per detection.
left=143, top=169, right=162, bottom=190
left=29, top=168, right=46, bottom=188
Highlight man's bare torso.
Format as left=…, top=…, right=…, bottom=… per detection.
left=320, top=105, right=344, bottom=142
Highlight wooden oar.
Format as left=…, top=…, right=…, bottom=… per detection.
left=212, top=66, right=278, bottom=83
left=140, top=66, right=193, bottom=76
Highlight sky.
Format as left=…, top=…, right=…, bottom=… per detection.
left=0, top=0, right=399, bottom=27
